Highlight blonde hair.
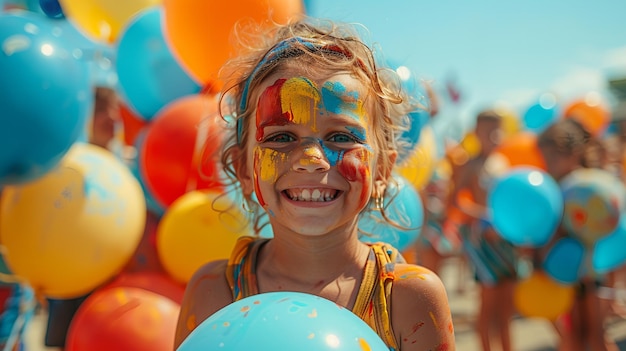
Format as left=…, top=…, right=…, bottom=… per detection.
left=215, top=17, right=420, bottom=234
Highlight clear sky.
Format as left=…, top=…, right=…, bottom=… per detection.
left=305, top=0, right=626, bottom=134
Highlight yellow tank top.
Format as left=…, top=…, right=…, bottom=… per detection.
left=225, top=236, right=403, bottom=350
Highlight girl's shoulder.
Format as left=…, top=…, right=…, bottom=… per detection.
left=175, top=259, right=233, bottom=348
left=390, top=263, right=455, bottom=349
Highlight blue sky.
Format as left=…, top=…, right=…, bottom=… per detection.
left=305, top=0, right=626, bottom=134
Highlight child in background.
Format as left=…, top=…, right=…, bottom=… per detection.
left=537, top=119, right=619, bottom=351
left=447, top=110, right=518, bottom=351
left=175, top=18, right=455, bottom=351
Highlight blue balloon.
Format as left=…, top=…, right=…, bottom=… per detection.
left=522, top=100, right=558, bottom=134
left=178, top=291, right=388, bottom=351
left=488, top=167, right=563, bottom=247
left=359, top=174, right=423, bottom=251
left=543, top=237, right=585, bottom=285
left=387, top=60, right=431, bottom=163
left=39, top=0, right=63, bottom=18
left=593, top=214, right=626, bottom=274
left=0, top=12, right=92, bottom=185
left=116, top=7, right=201, bottom=120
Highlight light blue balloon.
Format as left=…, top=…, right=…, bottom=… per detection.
left=359, top=174, right=423, bottom=251
left=593, top=214, right=626, bottom=274
left=0, top=12, right=92, bottom=185
left=488, top=167, right=563, bottom=247
left=116, top=7, right=201, bottom=120
left=522, top=101, right=559, bottom=134
left=387, top=60, right=431, bottom=163
left=178, top=291, right=388, bottom=351
left=543, top=237, right=585, bottom=285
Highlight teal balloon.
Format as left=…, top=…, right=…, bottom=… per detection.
left=116, top=7, right=201, bottom=120
left=522, top=101, right=558, bottom=134
left=543, top=237, right=585, bottom=285
left=178, top=291, right=388, bottom=351
left=387, top=60, right=431, bottom=163
left=593, top=215, right=626, bottom=274
left=488, top=167, right=563, bottom=247
left=359, top=175, right=423, bottom=251
left=0, top=12, right=92, bottom=185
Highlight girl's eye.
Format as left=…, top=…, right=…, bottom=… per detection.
left=328, top=133, right=359, bottom=143
left=266, top=133, right=295, bottom=143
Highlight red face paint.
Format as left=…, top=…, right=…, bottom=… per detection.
left=255, top=78, right=291, bottom=142
left=337, top=148, right=372, bottom=203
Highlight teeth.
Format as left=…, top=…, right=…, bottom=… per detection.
left=286, top=188, right=338, bottom=202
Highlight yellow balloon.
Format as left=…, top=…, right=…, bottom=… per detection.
left=396, top=126, right=438, bottom=191
left=156, top=190, right=252, bottom=283
left=59, top=0, right=161, bottom=42
left=0, top=143, right=146, bottom=298
left=514, top=271, right=575, bottom=321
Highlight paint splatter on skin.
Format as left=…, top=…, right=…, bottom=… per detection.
left=429, top=311, right=439, bottom=329
left=394, top=265, right=429, bottom=281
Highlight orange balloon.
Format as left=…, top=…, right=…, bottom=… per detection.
left=563, top=98, right=610, bottom=137
left=163, top=0, right=304, bottom=86
left=66, top=287, right=179, bottom=351
left=490, top=132, right=546, bottom=171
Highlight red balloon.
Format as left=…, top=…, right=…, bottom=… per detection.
left=103, top=271, right=185, bottom=304
left=139, top=94, right=226, bottom=207
left=66, top=287, right=179, bottom=351
left=119, top=103, right=148, bottom=146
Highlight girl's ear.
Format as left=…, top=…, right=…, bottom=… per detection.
left=233, top=147, right=254, bottom=196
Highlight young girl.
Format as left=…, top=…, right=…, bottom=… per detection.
left=174, top=18, right=455, bottom=351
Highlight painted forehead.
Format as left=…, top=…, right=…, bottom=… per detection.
left=253, top=75, right=369, bottom=138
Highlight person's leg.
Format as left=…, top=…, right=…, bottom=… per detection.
left=583, top=287, right=619, bottom=351
left=553, top=292, right=584, bottom=351
left=495, top=280, right=515, bottom=351
left=478, top=283, right=497, bottom=351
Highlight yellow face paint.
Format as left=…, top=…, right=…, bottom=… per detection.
left=255, top=147, right=286, bottom=182
left=280, top=77, right=321, bottom=130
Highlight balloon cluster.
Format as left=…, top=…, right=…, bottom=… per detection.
left=1, top=1, right=303, bottom=349
left=486, top=165, right=626, bottom=321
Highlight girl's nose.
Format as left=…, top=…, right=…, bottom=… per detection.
left=292, top=142, right=330, bottom=173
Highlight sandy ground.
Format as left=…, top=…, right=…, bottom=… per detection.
left=20, top=256, right=626, bottom=351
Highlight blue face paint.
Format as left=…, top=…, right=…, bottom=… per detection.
left=317, top=139, right=344, bottom=167
left=321, top=81, right=362, bottom=121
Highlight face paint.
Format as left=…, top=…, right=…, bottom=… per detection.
left=253, top=146, right=288, bottom=207
left=321, top=81, right=367, bottom=123
left=256, top=77, right=320, bottom=141
left=252, top=76, right=374, bottom=208
left=336, top=148, right=372, bottom=204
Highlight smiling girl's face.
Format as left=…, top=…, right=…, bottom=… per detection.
left=236, top=67, right=383, bottom=237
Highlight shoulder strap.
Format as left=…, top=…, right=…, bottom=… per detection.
left=225, top=236, right=266, bottom=301
left=352, top=243, right=403, bottom=350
